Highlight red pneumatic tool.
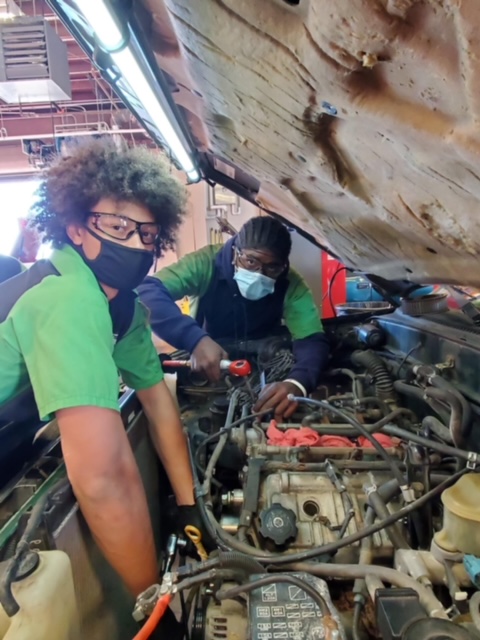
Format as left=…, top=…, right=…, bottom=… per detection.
left=162, top=358, right=252, bottom=377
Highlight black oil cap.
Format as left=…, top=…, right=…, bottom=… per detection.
left=259, top=504, right=297, bottom=546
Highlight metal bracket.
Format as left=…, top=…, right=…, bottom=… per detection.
left=434, top=356, right=455, bottom=372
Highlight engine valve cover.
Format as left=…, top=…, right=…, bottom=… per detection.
left=258, top=471, right=395, bottom=562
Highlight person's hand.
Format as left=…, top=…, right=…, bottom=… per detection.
left=191, top=336, right=228, bottom=382
left=177, top=503, right=216, bottom=557
left=253, top=381, right=300, bottom=420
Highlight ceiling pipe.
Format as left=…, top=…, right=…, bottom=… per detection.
left=0, top=99, right=125, bottom=115
left=0, top=128, right=146, bottom=142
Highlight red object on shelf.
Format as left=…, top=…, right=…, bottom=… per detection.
left=322, top=253, right=346, bottom=319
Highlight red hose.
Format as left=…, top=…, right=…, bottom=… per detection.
left=132, top=593, right=172, bottom=640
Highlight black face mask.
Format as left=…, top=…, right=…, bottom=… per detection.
left=74, top=228, right=154, bottom=291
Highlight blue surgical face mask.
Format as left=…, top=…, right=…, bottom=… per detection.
left=233, top=267, right=276, bottom=300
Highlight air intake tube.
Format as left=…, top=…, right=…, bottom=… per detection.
left=351, top=350, right=397, bottom=402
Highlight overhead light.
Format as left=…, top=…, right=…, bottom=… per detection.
left=73, top=0, right=124, bottom=52
left=113, top=47, right=199, bottom=181
left=73, top=0, right=200, bottom=182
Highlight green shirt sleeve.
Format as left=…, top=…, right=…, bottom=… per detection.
left=13, top=280, right=121, bottom=421
left=114, top=301, right=164, bottom=390
left=153, top=245, right=219, bottom=299
left=283, top=268, right=324, bottom=340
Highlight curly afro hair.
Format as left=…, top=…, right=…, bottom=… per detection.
left=30, top=138, right=188, bottom=256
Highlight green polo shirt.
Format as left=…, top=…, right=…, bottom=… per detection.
left=155, top=244, right=324, bottom=340
left=0, top=245, right=163, bottom=421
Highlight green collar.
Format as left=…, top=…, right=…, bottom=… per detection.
left=49, top=244, right=100, bottom=291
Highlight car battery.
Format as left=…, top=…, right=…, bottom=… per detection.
left=248, top=573, right=346, bottom=640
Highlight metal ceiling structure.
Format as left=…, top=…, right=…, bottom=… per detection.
left=0, top=0, right=152, bottom=174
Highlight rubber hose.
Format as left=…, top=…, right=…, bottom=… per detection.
left=430, top=375, right=472, bottom=439
left=469, top=590, right=480, bottom=633
left=367, top=489, right=410, bottom=550
left=382, top=424, right=474, bottom=461
left=282, top=563, right=446, bottom=618
left=215, top=551, right=264, bottom=576
left=351, top=350, right=396, bottom=401
left=393, top=381, right=450, bottom=430
left=392, top=383, right=469, bottom=449
left=422, top=415, right=453, bottom=444
left=394, top=380, right=428, bottom=404
left=354, top=480, right=402, bottom=598
left=424, top=387, right=465, bottom=448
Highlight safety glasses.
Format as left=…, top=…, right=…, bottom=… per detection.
left=89, top=212, right=160, bottom=246
left=235, top=248, right=286, bottom=278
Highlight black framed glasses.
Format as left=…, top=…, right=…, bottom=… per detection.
left=89, top=212, right=161, bottom=246
left=235, top=249, right=286, bottom=278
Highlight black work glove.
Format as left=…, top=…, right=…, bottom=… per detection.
left=177, top=503, right=217, bottom=556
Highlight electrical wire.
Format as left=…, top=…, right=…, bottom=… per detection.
left=396, top=341, right=422, bottom=374
left=352, top=600, right=363, bottom=640
left=132, top=594, right=172, bottom=640
left=328, top=266, right=349, bottom=317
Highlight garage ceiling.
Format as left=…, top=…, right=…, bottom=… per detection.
left=0, top=0, right=152, bottom=174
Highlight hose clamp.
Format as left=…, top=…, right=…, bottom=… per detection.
left=400, top=485, right=416, bottom=503
left=467, top=452, right=479, bottom=470
left=364, top=483, right=377, bottom=497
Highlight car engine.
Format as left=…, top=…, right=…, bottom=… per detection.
left=141, top=312, right=480, bottom=640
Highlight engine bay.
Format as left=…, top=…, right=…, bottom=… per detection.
left=157, top=310, right=480, bottom=640
left=2, top=308, right=480, bottom=639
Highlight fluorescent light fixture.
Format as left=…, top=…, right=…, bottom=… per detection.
left=113, top=48, right=199, bottom=180
left=73, top=0, right=200, bottom=182
left=73, top=0, right=123, bottom=51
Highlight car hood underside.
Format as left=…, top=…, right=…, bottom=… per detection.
left=140, top=0, right=480, bottom=285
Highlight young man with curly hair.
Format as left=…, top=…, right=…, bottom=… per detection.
left=0, top=140, right=202, bottom=631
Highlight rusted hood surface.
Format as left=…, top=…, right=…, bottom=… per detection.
left=142, top=0, right=480, bottom=284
